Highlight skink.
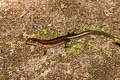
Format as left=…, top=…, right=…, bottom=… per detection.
left=26, top=30, right=120, bottom=48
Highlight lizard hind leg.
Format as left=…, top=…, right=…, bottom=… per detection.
left=67, top=32, right=75, bottom=36
left=64, top=39, right=71, bottom=48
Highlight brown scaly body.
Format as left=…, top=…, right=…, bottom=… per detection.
left=26, top=30, right=120, bottom=48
